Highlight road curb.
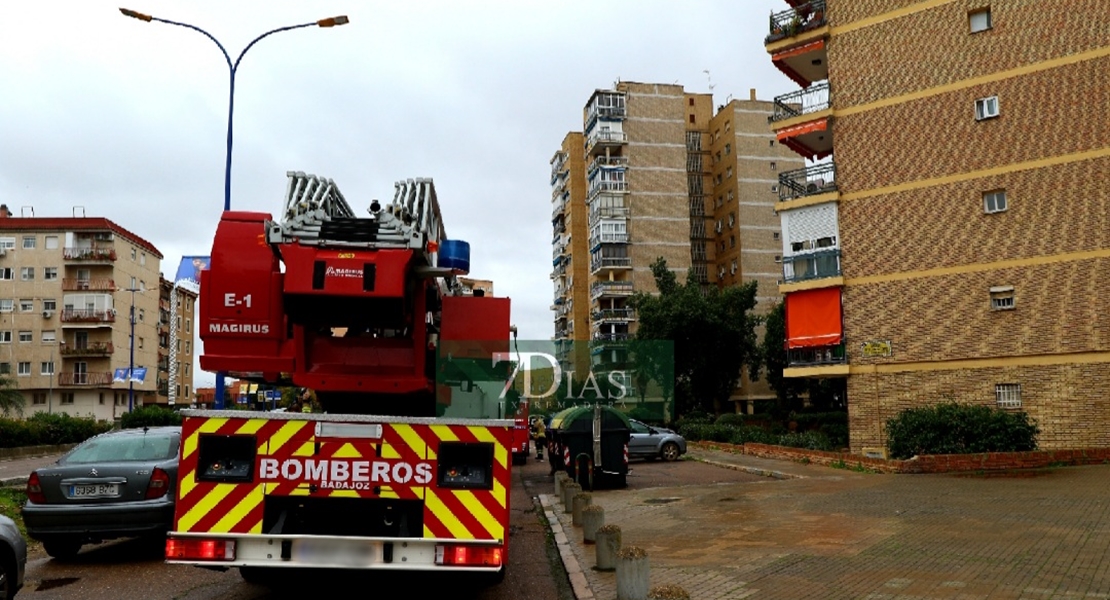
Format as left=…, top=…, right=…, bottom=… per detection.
left=0, top=476, right=28, bottom=488
left=539, top=493, right=594, bottom=600
left=688, top=455, right=805, bottom=480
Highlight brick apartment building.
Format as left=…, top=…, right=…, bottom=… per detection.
left=767, top=0, right=1110, bottom=452
left=551, top=82, right=798, bottom=407
left=153, top=276, right=198, bottom=407
left=0, top=204, right=196, bottom=419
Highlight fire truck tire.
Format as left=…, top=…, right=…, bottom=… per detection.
left=43, top=538, right=82, bottom=560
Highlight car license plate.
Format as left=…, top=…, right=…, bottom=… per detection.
left=291, top=539, right=377, bottom=567
left=70, top=484, right=119, bottom=498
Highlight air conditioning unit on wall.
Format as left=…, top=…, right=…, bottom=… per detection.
left=42, top=310, right=54, bottom=319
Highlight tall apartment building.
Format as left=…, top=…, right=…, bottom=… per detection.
left=0, top=205, right=164, bottom=420
left=154, top=276, right=197, bottom=407
left=551, top=83, right=788, bottom=406
left=766, top=1, right=1110, bottom=451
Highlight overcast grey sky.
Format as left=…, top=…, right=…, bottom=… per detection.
left=1, top=0, right=796, bottom=385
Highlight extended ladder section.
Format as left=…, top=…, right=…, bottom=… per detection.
left=267, top=172, right=445, bottom=266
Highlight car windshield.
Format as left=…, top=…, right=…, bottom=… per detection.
left=62, top=433, right=178, bottom=464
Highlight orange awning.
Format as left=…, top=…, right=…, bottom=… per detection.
left=772, top=40, right=826, bottom=88
left=776, top=117, right=828, bottom=141
left=785, top=287, right=842, bottom=349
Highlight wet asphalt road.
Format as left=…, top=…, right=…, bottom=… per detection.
left=14, top=450, right=743, bottom=599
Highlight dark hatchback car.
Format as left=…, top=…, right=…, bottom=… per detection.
left=0, top=514, right=26, bottom=599
left=22, top=426, right=181, bottom=559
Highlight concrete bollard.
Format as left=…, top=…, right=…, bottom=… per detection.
left=616, top=546, right=650, bottom=600
left=594, top=524, right=621, bottom=571
left=582, top=504, right=605, bottom=544
left=647, top=584, right=691, bottom=600
left=572, top=492, right=592, bottom=527
left=554, top=471, right=569, bottom=498
left=563, top=482, right=581, bottom=513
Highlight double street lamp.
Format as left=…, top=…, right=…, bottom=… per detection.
left=120, top=8, right=349, bottom=408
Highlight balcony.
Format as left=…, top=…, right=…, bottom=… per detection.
left=591, top=281, right=634, bottom=300
left=61, top=308, right=116, bottom=324
left=590, top=257, right=632, bottom=274
left=550, top=151, right=567, bottom=184
left=585, top=129, right=627, bottom=157
left=770, top=82, right=832, bottom=160
left=778, top=161, right=837, bottom=202
left=59, top=341, right=114, bottom=357
left=593, top=308, right=636, bottom=323
left=588, top=179, right=628, bottom=200
left=772, top=81, right=830, bottom=122
left=63, top=247, right=117, bottom=262
left=787, top=341, right=846, bottom=368
left=585, top=91, right=626, bottom=132
left=782, top=249, right=841, bottom=283
left=588, top=205, right=630, bottom=227
left=58, top=372, right=113, bottom=386
left=552, top=196, right=567, bottom=220
left=765, top=0, right=828, bottom=45
left=61, top=278, right=116, bottom=292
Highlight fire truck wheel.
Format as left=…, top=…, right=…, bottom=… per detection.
left=43, top=538, right=82, bottom=561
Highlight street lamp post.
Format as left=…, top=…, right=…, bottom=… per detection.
left=126, top=287, right=140, bottom=413
left=120, top=9, right=349, bottom=409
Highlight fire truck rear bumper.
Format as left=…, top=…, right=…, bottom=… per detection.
left=165, top=532, right=504, bottom=572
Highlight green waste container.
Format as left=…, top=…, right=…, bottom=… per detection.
left=548, top=405, right=630, bottom=489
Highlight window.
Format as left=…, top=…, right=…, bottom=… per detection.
left=725, top=120, right=731, bottom=132
left=139, top=308, right=145, bottom=322
left=0, top=363, right=8, bottom=374
left=728, top=213, right=736, bottom=228
left=773, top=232, right=781, bottom=240
left=17, top=362, right=31, bottom=376
left=186, top=319, right=192, bottom=333
left=185, top=341, right=191, bottom=353
left=45, top=235, right=59, bottom=250
left=0, top=238, right=14, bottom=250
left=61, top=393, right=74, bottom=405
left=730, top=235, right=736, bottom=249
left=0, top=300, right=11, bottom=313
left=22, top=236, right=35, bottom=249
left=730, top=260, right=738, bottom=275
left=0, top=331, right=9, bottom=343
left=43, top=299, right=56, bottom=311
left=41, top=362, right=54, bottom=375
left=185, top=385, right=190, bottom=397
left=140, top=280, right=146, bottom=292
left=140, top=253, right=146, bottom=266
left=770, top=162, right=777, bottom=171
left=769, top=140, right=775, bottom=147
left=99, top=393, right=105, bottom=405
left=20, top=267, right=34, bottom=281
left=727, top=190, right=734, bottom=202
left=139, top=337, right=145, bottom=349
left=18, top=331, right=32, bottom=343
left=689, top=114, right=696, bottom=124
left=0, top=268, right=11, bottom=280
left=688, top=98, right=694, bottom=106
left=990, top=285, right=1015, bottom=310
left=995, top=383, right=1021, bottom=409
left=975, top=96, right=999, bottom=120
left=130, top=276, right=136, bottom=289
left=44, top=267, right=58, bottom=280
left=185, top=363, right=190, bottom=376
left=725, top=143, right=731, bottom=156
left=969, top=8, right=992, bottom=33
left=726, top=167, right=733, bottom=179
left=131, top=248, right=137, bottom=260
left=42, top=330, right=55, bottom=343
left=33, top=393, right=46, bottom=405
left=19, top=299, right=33, bottom=312
left=983, top=190, right=1007, bottom=214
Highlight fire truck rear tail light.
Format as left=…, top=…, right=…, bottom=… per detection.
left=197, top=434, right=257, bottom=483
left=437, top=442, right=494, bottom=490
left=435, top=544, right=503, bottom=567
left=165, top=538, right=236, bottom=561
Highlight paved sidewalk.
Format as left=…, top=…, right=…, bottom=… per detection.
left=545, top=448, right=1110, bottom=599
left=0, top=453, right=64, bottom=487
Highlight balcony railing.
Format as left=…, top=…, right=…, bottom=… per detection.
left=585, top=130, right=627, bottom=151
left=590, top=232, right=629, bottom=248
left=550, top=153, right=567, bottom=184
left=589, top=206, right=630, bottom=226
left=552, top=196, right=567, bottom=220
left=787, top=341, right=846, bottom=367
left=782, top=248, right=841, bottom=282
left=61, top=308, right=116, bottom=323
left=58, top=372, right=113, bottom=386
left=778, top=161, right=838, bottom=201
left=590, top=257, right=632, bottom=273
left=592, top=333, right=631, bottom=343
left=59, top=341, right=114, bottom=357
left=766, top=0, right=827, bottom=44
left=585, top=94, right=627, bottom=130
left=771, top=81, right=831, bottom=123
left=63, top=247, right=117, bottom=262
left=591, top=281, right=634, bottom=300
left=593, top=308, right=636, bottom=322
left=61, top=278, right=116, bottom=291
left=588, top=180, right=628, bottom=199
left=587, top=155, right=629, bottom=175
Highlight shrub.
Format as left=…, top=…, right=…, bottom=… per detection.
left=885, top=402, right=1039, bottom=459
left=714, top=413, right=748, bottom=427
left=121, top=405, right=183, bottom=429
left=0, top=413, right=113, bottom=448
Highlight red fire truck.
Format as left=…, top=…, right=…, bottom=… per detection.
left=165, top=173, right=513, bottom=584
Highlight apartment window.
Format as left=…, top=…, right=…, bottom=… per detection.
left=724, top=144, right=731, bottom=156
left=715, top=152, right=721, bottom=164
left=17, top=362, right=31, bottom=376
left=20, top=267, right=34, bottom=281
left=0, top=300, right=12, bottom=313
left=0, top=268, right=10, bottom=280
left=139, top=337, right=144, bottom=349
left=185, top=385, right=190, bottom=397
left=177, top=339, right=181, bottom=352
left=43, top=299, right=56, bottom=311
left=99, top=393, right=105, bottom=405
left=0, top=331, right=9, bottom=343
left=727, top=190, right=734, bottom=202
left=22, top=236, right=35, bottom=249
left=730, top=235, right=736, bottom=249
left=726, top=167, right=733, bottom=179
left=44, top=267, right=58, bottom=280
left=45, top=235, right=59, bottom=250
left=41, top=362, right=54, bottom=376
left=131, top=248, right=137, bottom=260
left=18, top=331, right=32, bottom=343
left=130, top=276, right=136, bottom=288
left=715, top=174, right=722, bottom=185
left=725, top=121, right=731, bottom=132
left=33, top=393, right=46, bottom=405
left=185, top=341, right=191, bottom=353
left=773, top=232, right=781, bottom=240
left=139, top=308, right=145, bottom=323
left=61, top=393, right=74, bottom=405
left=975, top=96, right=999, bottom=120
left=771, top=185, right=778, bottom=193
left=185, top=318, right=192, bottom=333
left=730, top=260, right=738, bottom=275
left=140, top=253, right=146, bottom=266
left=140, top=280, right=146, bottom=292
left=0, top=363, right=8, bottom=374
left=42, top=330, right=55, bottom=343
left=983, top=190, right=1007, bottom=214
left=185, top=363, right=190, bottom=376
left=728, top=213, right=736, bottom=228
left=770, top=162, right=777, bottom=171
left=688, top=98, right=694, bottom=106
left=19, top=299, right=33, bottom=312
left=995, top=383, right=1021, bottom=409
left=969, top=8, right=992, bottom=33
left=990, top=285, right=1015, bottom=311
left=0, top=238, right=13, bottom=250
left=689, top=114, right=696, bottom=124
left=769, top=140, right=775, bottom=147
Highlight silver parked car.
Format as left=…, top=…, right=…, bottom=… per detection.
left=627, top=419, right=687, bottom=462
left=22, top=426, right=181, bottom=560
left=0, top=514, right=26, bottom=599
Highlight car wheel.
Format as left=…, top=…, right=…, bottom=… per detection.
left=0, top=553, right=11, bottom=600
left=44, top=538, right=83, bottom=561
left=660, top=442, right=680, bottom=462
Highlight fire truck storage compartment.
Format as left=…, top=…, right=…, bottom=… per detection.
left=549, top=406, right=631, bottom=490
left=263, top=496, right=424, bottom=539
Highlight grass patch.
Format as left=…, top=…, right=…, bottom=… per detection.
left=0, top=486, right=28, bottom=539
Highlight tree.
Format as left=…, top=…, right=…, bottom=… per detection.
left=759, top=301, right=846, bottom=418
left=630, top=258, right=761, bottom=417
left=0, top=373, right=25, bottom=417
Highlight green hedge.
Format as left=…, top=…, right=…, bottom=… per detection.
left=0, top=413, right=114, bottom=448
left=121, top=405, right=183, bottom=429
left=678, top=423, right=840, bottom=452
left=885, top=402, right=1039, bottom=459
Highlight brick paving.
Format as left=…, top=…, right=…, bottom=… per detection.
left=546, top=448, right=1110, bottom=599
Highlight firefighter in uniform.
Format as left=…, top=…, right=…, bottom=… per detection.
left=532, top=417, right=546, bottom=461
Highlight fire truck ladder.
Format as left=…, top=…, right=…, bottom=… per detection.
left=266, top=172, right=445, bottom=266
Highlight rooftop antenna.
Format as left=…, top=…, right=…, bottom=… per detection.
left=703, top=69, right=715, bottom=92
left=20, top=206, right=34, bottom=217
left=72, top=206, right=86, bottom=218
